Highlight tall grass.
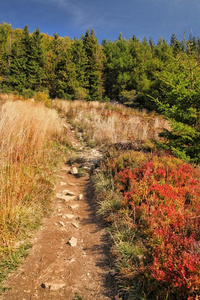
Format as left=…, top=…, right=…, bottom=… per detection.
left=0, top=100, right=63, bottom=251
left=54, top=100, right=170, bottom=148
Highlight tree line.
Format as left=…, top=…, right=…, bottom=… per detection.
left=0, top=23, right=199, bottom=163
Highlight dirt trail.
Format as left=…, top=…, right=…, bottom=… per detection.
left=1, top=124, right=118, bottom=300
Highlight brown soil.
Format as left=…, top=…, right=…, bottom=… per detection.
left=0, top=125, right=118, bottom=300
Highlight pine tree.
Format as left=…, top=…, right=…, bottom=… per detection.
left=153, top=42, right=200, bottom=163
left=0, top=23, right=12, bottom=90
left=71, top=37, right=88, bottom=99
left=82, top=29, right=104, bottom=100
left=27, top=27, right=45, bottom=90
left=44, top=33, right=62, bottom=98
left=170, top=33, right=181, bottom=56
left=8, top=26, right=30, bottom=92
left=103, top=36, right=133, bottom=101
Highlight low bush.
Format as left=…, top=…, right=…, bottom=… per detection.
left=93, top=151, right=200, bottom=299
left=34, top=90, right=52, bottom=108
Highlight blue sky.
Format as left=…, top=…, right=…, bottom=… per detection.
left=1, top=0, right=200, bottom=43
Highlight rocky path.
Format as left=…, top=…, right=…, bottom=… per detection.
left=1, top=124, right=118, bottom=300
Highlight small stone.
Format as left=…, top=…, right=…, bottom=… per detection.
left=68, top=237, right=77, bottom=247
left=70, top=167, right=78, bottom=175
left=56, top=193, right=75, bottom=202
left=60, top=182, right=67, bottom=186
left=83, top=166, right=90, bottom=170
left=56, top=193, right=65, bottom=199
left=64, top=214, right=74, bottom=219
left=58, top=221, right=65, bottom=227
left=66, top=196, right=76, bottom=201
left=41, top=283, right=65, bottom=291
left=50, top=283, right=65, bottom=291
left=78, top=194, right=83, bottom=200
left=70, top=204, right=80, bottom=210
left=71, top=221, right=79, bottom=228
left=62, top=190, right=75, bottom=196
left=86, top=273, right=90, bottom=276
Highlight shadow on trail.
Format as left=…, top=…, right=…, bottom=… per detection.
left=80, top=178, right=119, bottom=300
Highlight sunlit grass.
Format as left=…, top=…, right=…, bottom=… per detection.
left=54, top=99, right=170, bottom=149
left=0, top=99, right=65, bottom=289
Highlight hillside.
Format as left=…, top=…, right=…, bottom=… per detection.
left=0, top=96, right=199, bottom=299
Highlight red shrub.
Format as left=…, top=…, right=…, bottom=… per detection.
left=113, top=153, right=200, bottom=297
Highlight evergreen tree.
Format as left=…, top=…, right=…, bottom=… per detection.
left=71, top=37, right=88, bottom=99
left=103, top=36, right=133, bottom=101
left=82, top=29, right=104, bottom=100
left=44, top=33, right=63, bottom=98
left=0, top=23, right=12, bottom=89
left=153, top=44, right=200, bottom=163
left=149, top=36, right=155, bottom=51
left=8, top=25, right=30, bottom=92
left=27, top=27, right=45, bottom=90
left=170, top=33, right=181, bottom=56
left=129, top=35, right=155, bottom=108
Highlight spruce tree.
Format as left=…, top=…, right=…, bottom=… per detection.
left=170, top=33, right=181, bottom=56
left=27, top=27, right=45, bottom=90
left=71, top=37, right=88, bottom=99
left=103, top=36, right=133, bottom=101
left=8, top=26, right=30, bottom=92
left=153, top=42, right=200, bottom=163
left=0, top=23, right=12, bottom=90
left=82, top=29, right=104, bottom=100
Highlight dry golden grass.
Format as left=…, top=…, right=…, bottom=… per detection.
left=54, top=100, right=170, bottom=148
left=0, top=100, right=64, bottom=249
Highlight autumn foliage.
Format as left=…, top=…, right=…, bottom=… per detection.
left=100, top=151, right=200, bottom=298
